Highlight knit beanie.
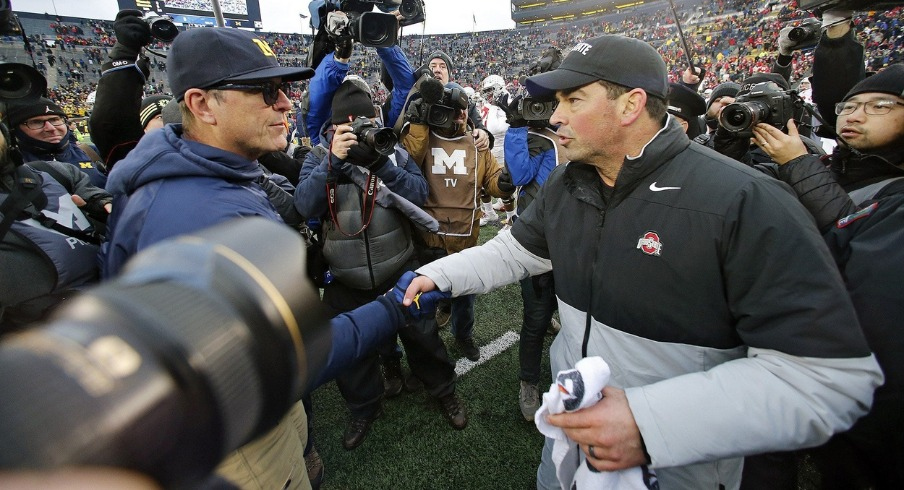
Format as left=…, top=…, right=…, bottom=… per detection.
left=161, top=98, right=183, bottom=125
left=706, top=82, right=741, bottom=111
left=139, top=95, right=172, bottom=129
left=331, top=79, right=375, bottom=124
left=844, top=64, right=904, bottom=101
left=5, top=97, right=67, bottom=127
left=428, top=50, right=454, bottom=74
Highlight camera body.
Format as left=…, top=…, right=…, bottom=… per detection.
left=719, top=82, right=801, bottom=137
left=425, top=86, right=469, bottom=130
left=326, top=9, right=398, bottom=48
left=348, top=116, right=397, bottom=156
left=519, top=97, right=558, bottom=121
left=784, top=19, right=820, bottom=51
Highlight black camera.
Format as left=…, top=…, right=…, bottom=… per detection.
left=0, top=218, right=331, bottom=487
left=0, top=62, right=46, bottom=102
left=0, top=0, right=20, bottom=36
left=349, top=116, right=397, bottom=155
left=377, top=0, right=426, bottom=26
left=784, top=19, right=821, bottom=51
left=422, top=85, right=468, bottom=130
left=719, top=81, right=802, bottom=136
left=143, top=12, right=179, bottom=42
left=519, top=97, right=558, bottom=121
left=329, top=10, right=398, bottom=47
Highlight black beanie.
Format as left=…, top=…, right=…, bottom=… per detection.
left=5, top=97, right=67, bottom=127
left=844, top=64, right=904, bottom=101
left=706, top=82, right=741, bottom=111
left=331, top=80, right=375, bottom=124
left=139, top=95, right=172, bottom=129
left=667, top=83, right=706, bottom=121
left=428, top=50, right=454, bottom=74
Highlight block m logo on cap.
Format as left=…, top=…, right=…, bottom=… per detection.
left=252, top=38, right=276, bottom=58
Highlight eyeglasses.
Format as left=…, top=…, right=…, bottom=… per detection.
left=208, top=81, right=290, bottom=106
left=22, top=116, right=66, bottom=130
left=834, top=99, right=904, bottom=116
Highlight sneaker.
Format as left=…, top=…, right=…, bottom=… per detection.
left=304, top=446, right=324, bottom=490
left=519, top=380, right=541, bottom=421
left=438, top=393, right=468, bottom=430
left=479, top=210, right=499, bottom=227
left=382, top=359, right=403, bottom=398
left=435, top=306, right=451, bottom=328
left=492, top=199, right=506, bottom=211
left=455, top=336, right=480, bottom=361
left=547, top=317, right=561, bottom=335
left=341, top=407, right=383, bottom=450
left=403, top=371, right=424, bottom=392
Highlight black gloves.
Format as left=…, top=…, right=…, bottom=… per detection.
left=386, top=272, right=451, bottom=322
left=405, top=99, right=429, bottom=125
left=501, top=95, right=527, bottom=128
left=348, top=142, right=389, bottom=173
left=335, top=37, right=354, bottom=59
left=111, top=10, right=151, bottom=58
left=497, top=168, right=516, bottom=195
left=105, top=9, right=151, bottom=79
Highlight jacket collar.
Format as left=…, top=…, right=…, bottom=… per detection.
left=563, top=115, right=690, bottom=209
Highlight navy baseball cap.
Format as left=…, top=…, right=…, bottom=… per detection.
left=169, top=28, right=314, bottom=101
left=526, top=35, right=668, bottom=100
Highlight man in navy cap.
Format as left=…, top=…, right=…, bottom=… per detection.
left=99, top=27, right=316, bottom=489
left=398, top=34, right=881, bottom=489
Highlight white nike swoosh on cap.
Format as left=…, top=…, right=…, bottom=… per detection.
left=649, top=182, right=681, bottom=191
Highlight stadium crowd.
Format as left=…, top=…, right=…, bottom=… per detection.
left=2, top=0, right=904, bottom=489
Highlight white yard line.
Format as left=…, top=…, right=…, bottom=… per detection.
left=455, top=330, right=520, bottom=376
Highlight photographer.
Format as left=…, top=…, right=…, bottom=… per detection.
left=711, top=73, right=825, bottom=167
left=420, top=50, right=493, bottom=152
left=294, top=78, right=463, bottom=448
left=495, top=87, right=564, bottom=421
left=0, top=117, right=111, bottom=332
left=401, top=76, right=514, bottom=363
left=6, top=97, right=107, bottom=188
left=752, top=61, right=904, bottom=490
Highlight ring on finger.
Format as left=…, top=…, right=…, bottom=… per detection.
left=588, top=445, right=598, bottom=459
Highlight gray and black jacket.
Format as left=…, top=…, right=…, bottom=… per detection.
left=417, top=116, right=882, bottom=488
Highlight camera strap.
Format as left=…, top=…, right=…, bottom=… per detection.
left=325, top=140, right=379, bottom=237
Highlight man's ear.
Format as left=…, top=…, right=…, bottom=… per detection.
left=620, top=88, right=648, bottom=126
left=183, top=88, right=218, bottom=125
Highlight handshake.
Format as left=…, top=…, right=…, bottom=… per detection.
left=386, top=271, right=450, bottom=321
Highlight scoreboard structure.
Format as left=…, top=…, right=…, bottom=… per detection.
left=117, top=0, right=264, bottom=30
left=511, top=0, right=649, bottom=26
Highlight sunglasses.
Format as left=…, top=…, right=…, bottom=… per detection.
left=208, top=80, right=290, bottom=106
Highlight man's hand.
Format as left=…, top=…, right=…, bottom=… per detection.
left=387, top=271, right=451, bottom=321
left=330, top=124, right=357, bottom=160
left=113, top=10, right=152, bottom=51
left=473, top=128, right=490, bottom=151
left=497, top=168, right=516, bottom=195
left=751, top=119, right=807, bottom=165
left=402, top=274, right=438, bottom=306
left=681, top=66, right=704, bottom=86
left=546, top=386, right=648, bottom=471
left=501, top=94, right=527, bottom=128
left=405, top=99, right=429, bottom=125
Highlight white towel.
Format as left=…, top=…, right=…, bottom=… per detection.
left=534, top=356, right=657, bottom=490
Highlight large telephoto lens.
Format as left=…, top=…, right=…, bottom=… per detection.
left=362, top=126, right=397, bottom=155
left=0, top=218, right=330, bottom=487
left=0, top=63, right=46, bottom=101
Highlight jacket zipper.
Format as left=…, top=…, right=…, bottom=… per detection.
left=582, top=206, right=607, bottom=358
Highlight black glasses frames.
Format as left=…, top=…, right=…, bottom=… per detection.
left=208, top=81, right=291, bottom=106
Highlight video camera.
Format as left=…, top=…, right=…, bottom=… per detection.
left=0, top=218, right=331, bottom=487
left=719, top=81, right=805, bottom=137
left=309, top=0, right=424, bottom=45
left=417, top=77, right=469, bottom=130
left=349, top=116, right=397, bottom=155
left=519, top=97, right=557, bottom=122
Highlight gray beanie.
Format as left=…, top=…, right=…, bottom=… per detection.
left=428, top=50, right=454, bottom=74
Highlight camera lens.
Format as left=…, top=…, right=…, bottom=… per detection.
left=148, top=17, right=179, bottom=42
left=363, top=127, right=397, bottom=155
left=427, top=105, right=454, bottom=128
left=720, top=101, right=769, bottom=134
left=0, top=63, right=46, bottom=101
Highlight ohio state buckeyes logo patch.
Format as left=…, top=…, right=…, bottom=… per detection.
left=636, top=231, right=662, bottom=256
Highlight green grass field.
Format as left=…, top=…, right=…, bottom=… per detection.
left=311, top=224, right=553, bottom=489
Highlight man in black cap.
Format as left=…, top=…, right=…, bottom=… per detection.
left=5, top=97, right=107, bottom=187
left=694, top=80, right=741, bottom=145
left=99, top=26, right=317, bottom=489
left=751, top=61, right=904, bottom=490
left=398, top=34, right=881, bottom=489
left=666, top=82, right=706, bottom=139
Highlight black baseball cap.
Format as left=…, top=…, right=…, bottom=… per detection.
left=526, top=35, right=668, bottom=100
left=169, top=27, right=314, bottom=101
